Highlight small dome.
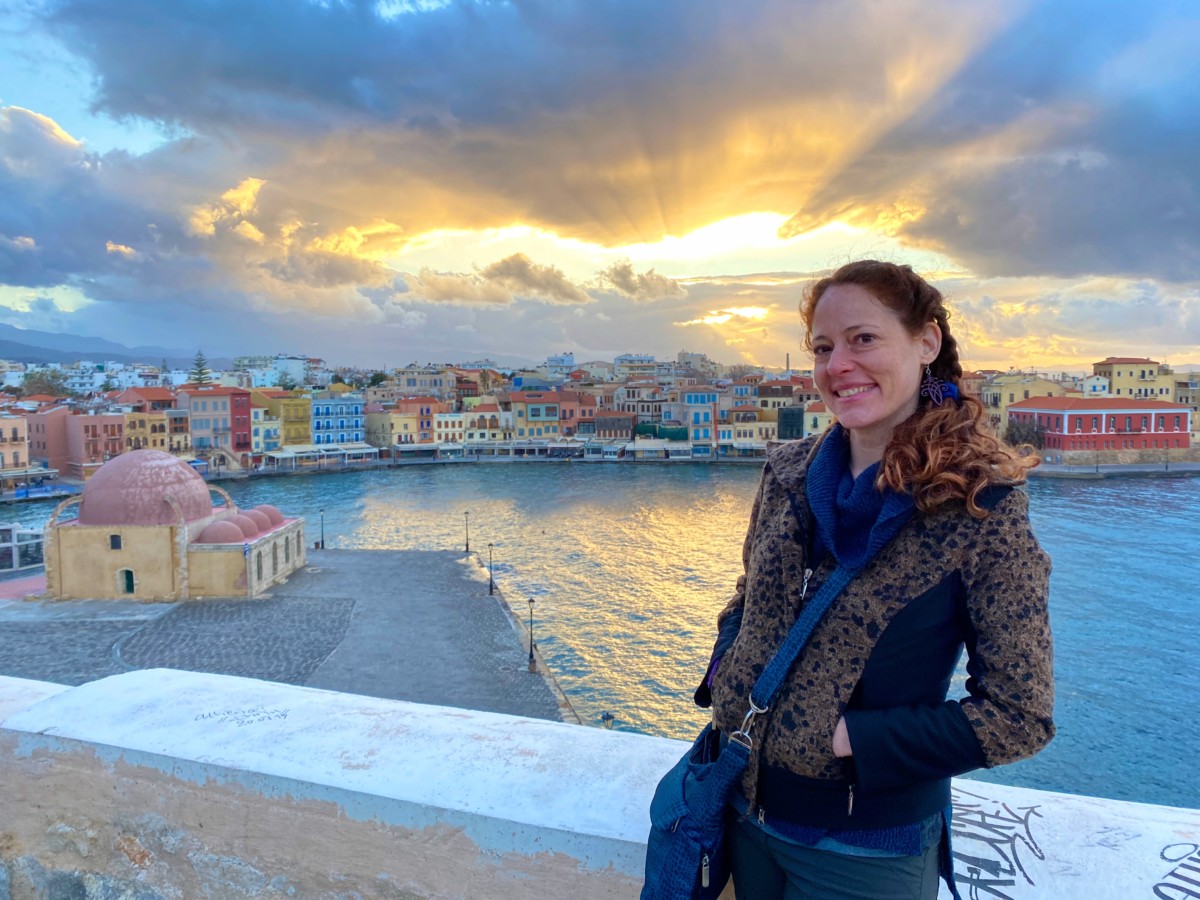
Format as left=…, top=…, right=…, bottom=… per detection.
left=255, top=504, right=284, bottom=526
left=244, top=509, right=272, bottom=532
left=195, top=520, right=247, bottom=544
left=79, top=450, right=212, bottom=526
left=225, top=514, right=260, bottom=538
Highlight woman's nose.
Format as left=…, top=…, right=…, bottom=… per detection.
left=827, top=345, right=853, bottom=373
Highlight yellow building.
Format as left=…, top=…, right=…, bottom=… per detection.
left=1092, top=357, right=1176, bottom=400
left=509, top=391, right=560, bottom=439
left=45, top=450, right=306, bottom=600
left=0, top=413, right=32, bottom=491
left=804, top=400, right=836, bottom=437
left=365, top=410, right=422, bottom=448
left=980, top=374, right=1068, bottom=433
left=252, top=390, right=312, bottom=446
left=124, top=410, right=169, bottom=452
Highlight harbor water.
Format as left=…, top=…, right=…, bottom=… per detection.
left=12, top=463, right=1197, bottom=809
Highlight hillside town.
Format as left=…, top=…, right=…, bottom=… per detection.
left=0, top=350, right=1195, bottom=493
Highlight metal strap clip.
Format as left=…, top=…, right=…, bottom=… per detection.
left=729, top=698, right=769, bottom=749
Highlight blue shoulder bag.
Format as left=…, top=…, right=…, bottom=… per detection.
left=640, top=565, right=859, bottom=900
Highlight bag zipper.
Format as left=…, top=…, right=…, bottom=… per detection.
left=847, top=783, right=855, bottom=817
left=701, top=853, right=710, bottom=888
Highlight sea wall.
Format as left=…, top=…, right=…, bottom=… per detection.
left=1, top=670, right=1197, bottom=900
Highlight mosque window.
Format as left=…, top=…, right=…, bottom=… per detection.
left=109, top=534, right=122, bottom=550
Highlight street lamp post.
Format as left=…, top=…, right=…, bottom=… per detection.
left=319, top=508, right=325, bottom=549
left=464, top=510, right=470, bottom=553
left=488, top=542, right=494, bottom=595
left=527, top=597, right=536, bottom=673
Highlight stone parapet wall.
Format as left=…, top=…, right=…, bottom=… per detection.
left=1, top=671, right=1198, bottom=899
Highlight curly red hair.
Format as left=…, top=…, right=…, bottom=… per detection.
left=801, top=260, right=1036, bottom=517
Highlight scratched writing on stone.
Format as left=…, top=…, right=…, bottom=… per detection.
left=194, top=707, right=290, bottom=726
left=950, top=786, right=1045, bottom=900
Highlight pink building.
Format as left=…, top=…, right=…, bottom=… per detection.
left=25, top=405, right=71, bottom=475
left=65, top=412, right=127, bottom=480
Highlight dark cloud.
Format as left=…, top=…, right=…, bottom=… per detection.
left=479, top=253, right=590, bottom=305
left=780, top=1, right=1200, bottom=281
left=36, top=0, right=1013, bottom=247
left=598, top=260, right=686, bottom=302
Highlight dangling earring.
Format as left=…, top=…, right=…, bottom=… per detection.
left=920, top=365, right=959, bottom=406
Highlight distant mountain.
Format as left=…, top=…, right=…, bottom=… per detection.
left=0, top=324, right=225, bottom=368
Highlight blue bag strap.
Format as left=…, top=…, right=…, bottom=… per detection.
left=748, top=563, right=858, bottom=710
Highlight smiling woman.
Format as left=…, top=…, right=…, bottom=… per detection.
left=686, top=260, right=1054, bottom=900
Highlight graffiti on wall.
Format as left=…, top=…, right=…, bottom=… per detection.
left=950, top=786, right=1045, bottom=900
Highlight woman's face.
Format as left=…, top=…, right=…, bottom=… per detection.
left=810, top=284, right=941, bottom=450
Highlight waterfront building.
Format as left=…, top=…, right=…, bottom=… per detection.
left=24, top=404, right=70, bottom=476
left=509, top=391, right=561, bottom=439
left=804, top=400, right=835, bottom=438
left=177, top=385, right=252, bottom=467
left=464, top=403, right=511, bottom=443
left=592, top=411, right=634, bottom=440
left=555, top=390, right=596, bottom=437
left=64, top=411, right=125, bottom=480
left=165, top=409, right=192, bottom=456
left=116, top=386, right=176, bottom=412
left=979, top=372, right=1069, bottom=434
left=44, top=450, right=305, bottom=600
left=668, top=387, right=720, bottom=455
left=756, top=380, right=794, bottom=412
left=392, top=397, right=447, bottom=443
left=1172, top=371, right=1200, bottom=434
left=253, top=390, right=311, bottom=447
left=308, top=390, right=364, bottom=446
left=613, top=381, right=666, bottom=425
left=1093, top=356, right=1175, bottom=399
left=777, top=404, right=805, bottom=440
left=250, top=404, right=282, bottom=462
left=0, top=413, right=39, bottom=492
left=1008, top=396, right=1191, bottom=455
left=365, top=408, right=422, bottom=448
left=433, top=411, right=466, bottom=445
left=122, top=410, right=168, bottom=452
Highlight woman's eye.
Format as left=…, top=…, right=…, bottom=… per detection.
left=855, top=333, right=875, bottom=345
left=813, top=345, right=831, bottom=357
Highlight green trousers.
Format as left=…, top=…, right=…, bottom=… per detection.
left=727, top=811, right=941, bottom=900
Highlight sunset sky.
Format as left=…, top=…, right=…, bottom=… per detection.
left=1, top=0, right=1197, bottom=371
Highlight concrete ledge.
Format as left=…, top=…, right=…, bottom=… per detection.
left=1, top=671, right=1198, bottom=899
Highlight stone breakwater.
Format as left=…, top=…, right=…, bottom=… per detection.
left=0, top=549, right=576, bottom=725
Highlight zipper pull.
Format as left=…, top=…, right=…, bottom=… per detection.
left=757, top=806, right=765, bottom=826
left=799, top=568, right=813, bottom=605
left=847, top=784, right=855, bottom=817
left=701, top=854, right=710, bottom=888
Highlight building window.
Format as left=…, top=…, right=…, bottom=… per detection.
left=109, top=534, right=122, bottom=550
left=256, top=552, right=263, bottom=580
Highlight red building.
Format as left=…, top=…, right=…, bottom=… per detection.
left=1007, top=397, right=1191, bottom=452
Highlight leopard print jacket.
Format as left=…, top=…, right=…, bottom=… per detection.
left=708, top=435, right=1055, bottom=803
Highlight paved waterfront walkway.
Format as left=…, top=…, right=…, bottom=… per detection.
left=0, top=550, right=573, bottom=723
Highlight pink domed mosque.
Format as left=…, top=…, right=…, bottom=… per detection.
left=44, top=450, right=307, bottom=600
